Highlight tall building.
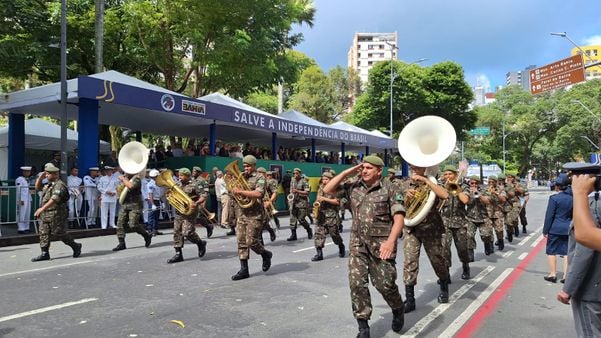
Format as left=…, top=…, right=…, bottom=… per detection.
left=506, top=65, right=537, bottom=91
left=348, top=32, right=398, bottom=84
left=571, top=45, right=601, bottom=80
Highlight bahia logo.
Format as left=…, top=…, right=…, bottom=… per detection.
left=160, top=94, right=175, bottom=112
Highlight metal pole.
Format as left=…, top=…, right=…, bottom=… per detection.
left=390, top=60, right=394, bottom=136
left=502, top=118, right=506, bottom=174
left=60, top=0, right=68, bottom=181
left=94, top=0, right=104, bottom=73
left=571, top=100, right=601, bottom=123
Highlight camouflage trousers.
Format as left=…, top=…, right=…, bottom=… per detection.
left=39, top=217, right=76, bottom=248
left=290, top=207, right=310, bottom=230
left=349, top=240, right=403, bottom=320
left=236, top=216, right=267, bottom=260
left=116, top=202, right=147, bottom=239
left=228, top=199, right=240, bottom=230
left=442, top=226, right=470, bottom=266
left=505, top=204, right=520, bottom=234
left=314, top=217, right=343, bottom=249
left=491, top=217, right=504, bottom=239
left=403, top=225, right=449, bottom=286
left=467, top=219, right=494, bottom=250
left=173, top=214, right=201, bottom=248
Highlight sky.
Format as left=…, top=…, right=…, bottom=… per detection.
left=292, top=0, right=601, bottom=91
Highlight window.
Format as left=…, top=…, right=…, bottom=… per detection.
left=368, top=61, right=373, bottom=66
left=594, top=49, right=598, bottom=57
left=368, top=45, right=374, bottom=50
left=368, top=53, right=373, bottom=58
left=585, top=50, right=591, bottom=56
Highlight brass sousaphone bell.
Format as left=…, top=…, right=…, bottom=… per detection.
left=117, top=141, right=150, bottom=204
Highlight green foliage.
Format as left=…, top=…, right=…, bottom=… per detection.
left=288, top=65, right=337, bottom=123
left=246, top=90, right=279, bottom=114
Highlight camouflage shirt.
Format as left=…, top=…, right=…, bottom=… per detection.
left=345, top=178, right=405, bottom=240
left=192, top=176, right=209, bottom=199
left=440, top=184, right=468, bottom=228
left=485, top=185, right=506, bottom=219
left=237, top=171, right=266, bottom=220
left=290, top=177, right=310, bottom=208
left=266, top=178, right=279, bottom=198
left=41, top=179, right=69, bottom=211
left=122, top=176, right=143, bottom=205
left=317, top=185, right=339, bottom=219
left=466, top=186, right=488, bottom=223
left=177, top=179, right=201, bottom=216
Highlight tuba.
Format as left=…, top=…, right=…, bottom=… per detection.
left=223, top=160, right=255, bottom=208
left=118, top=141, right=150, bottom=204
left=155, top=169, right=197, bottom=216
left=398, top=116, right=456, bottom=226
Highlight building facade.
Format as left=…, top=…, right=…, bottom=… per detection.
left=571, top=45, right=601, bottom=80
left=348, top=32, right=398, bottom=84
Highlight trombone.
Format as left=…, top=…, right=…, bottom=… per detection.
left=198, top=205, right=216, bottom=221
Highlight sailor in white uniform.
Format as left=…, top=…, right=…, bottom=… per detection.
left=16, top=166, right=32, bottom=234
left=83, top=167, right=100, bottom=227
left=97, top=166, right=119, bottom=229
left=67, top=167, right=83, bottom=227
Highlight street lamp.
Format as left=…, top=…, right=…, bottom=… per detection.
left=580, top=135, right=600, bottom=150
left=502, top=124, right=512, bottom=174
left=571, top=99, right=601, bottom=123
left=550, top=32, right=601, bottom=68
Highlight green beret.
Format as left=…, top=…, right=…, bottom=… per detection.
left=192, top=166, right=202, bottom=172
left=387, top=168, right=396, bottom=174
left=363, top=155, right=384, bottom=167
left=322, top=171, right=333, bottom=179
left=266, top=171, right=273, bottom=175
left=179, top=167, right=191, bottom=176
left=507, top=173, right=516, bottom=178
left=442, top=165, right=458, bottom=173
left=329, top=170, right=337, bottom=175
left=469, top=175, right=481, bottom=182
left=497, top=173, right=506, bottom=179
left=243, top=155, right=257, bottom=165
left=488, top=175, right=497, bottom=181
left=257, top=167, right=266, bottom=173
left=293, top=167, right=301, bottom=173
left=45, top=163, right=60, bottom=173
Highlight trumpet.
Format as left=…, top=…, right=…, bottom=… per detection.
left=264, top=199, right=278, bottom=216
left=311, top=201, right=321, bottom=220
left=198, top=206, right=216, bottom=221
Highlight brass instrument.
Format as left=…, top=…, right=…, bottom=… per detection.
left=397, top=116, right=457, bottom=226
left=287, top=193, right=295, bottom=211
left=312, top=187, right=323, bottom=220
left=155, top=169, right=196, bottom=216
left=198, top=206, right=216, bottom=221
left=264, top=199, right=278, bottom=216
left=117, top=141, right=150, bottom=204
left=445, top=170, right=466, bottom=196
left=223, top=160, right=255, bottom=209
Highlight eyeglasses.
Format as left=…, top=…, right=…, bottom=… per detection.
left=469, top=181, right=478, bottom=185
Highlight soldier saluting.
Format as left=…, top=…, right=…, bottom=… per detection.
left=31, top=163, right=82, bottom=261
left=324, top=155, right=405, bottom=338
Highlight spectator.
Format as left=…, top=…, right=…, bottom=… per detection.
left=219, top=143, right=230, bottom=157
left=165, top=145, right=174, bottom=158
left=185, top=144, right=195, bottom=157
left=155, top=145, right=167, bottom=167
left=200, top=143, right=210, bottom=156
left=172, top=142, right=184, bottom=157
left=542, top=174, right=572, bottom=283
left=104, top=151, right=118, bottom=168
left=214, top=171, right=227, bottom=226
left=230, top=146, right=243, bottom=158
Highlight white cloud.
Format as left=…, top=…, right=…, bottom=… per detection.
left=475, top=74, right=491, bottom=92
left=582, top=35, right=601, bottom=46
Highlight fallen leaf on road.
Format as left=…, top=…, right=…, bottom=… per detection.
left=170, top=320, right=185, bottom=328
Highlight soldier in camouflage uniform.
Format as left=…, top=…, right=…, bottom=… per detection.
left=166, top=168, right=207, bottom=263
left=514, top=174, right=530, bottom=233
left=382, top=168, right=396, bottom=186
left=287, top=168, right=313, bottom=241
left=465, top=176, right=495, bottom=256
left=32, top=163, right=82, bottom=261
left=440, top=165, right=471, bottom=279
left=311, top=171, right=345, bottom=261
left=323, top=155, right=405, bottom=337
left=231, top=155, right=273, bottom=281
left=192, top=166, right=214, bottom=238
left=402, top=164, right=451, bottom=313
left=256, top=167, right=276, bottom=242
left=265, top=171, right=281, bottom=229
left=112, top=171, right=152, bottom=251
left=486, top=175, right=507, bottom=251
left=497, top=173, right=518, bottom=242
left=507, top=174, right=527, bottom=235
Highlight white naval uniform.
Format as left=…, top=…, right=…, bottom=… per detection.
left=83, top=175, right=98, bottom=226
left=142, top=177, right=151, bottom=223
left=67, top=175, right=83, bottom=221
left=97, top=174, right=119, bottom=229
left=15, top=176, right=31, bottom=231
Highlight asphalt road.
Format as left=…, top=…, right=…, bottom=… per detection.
left=0, top=188, right=577, bottom=337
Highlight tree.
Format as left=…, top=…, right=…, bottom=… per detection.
left=288, top=65, right=337, bottom=122
left=328, top=65, right=362, bottom=118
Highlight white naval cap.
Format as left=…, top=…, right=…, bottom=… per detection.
left=20, top=166, right=32, bottom=171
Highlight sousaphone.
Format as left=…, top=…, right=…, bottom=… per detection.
left=117, top=141, right=150, bottom=204
left=397, top=116, right=456, bottom=226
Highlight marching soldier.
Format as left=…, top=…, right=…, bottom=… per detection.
left=192, top=166, right=214, bottom=238
left=16, top=166, right=32, bottom=234
left=31, top=163, right=82, bottom=261
left=166, top=167, right=207, bottom=263
left=256, top=167, right=276, bottom=242
left=231, top=155, right=273, bottom=280
left=83, top=167, right=99, bottom=227
left=382, top=168, right=398, bottom=186
left=517, top=176, right=530, bottom=234
left=498, top=173, right=518, bottom=242
left=287, top=168, right=313, bottom=241
left=486, top=175, right=507, bottom=251
left=111, top=171, right=152, bottom=251
left=507, top=173, right=527, bottom=235
left=440, top=165, right=471, bottom=279
left=465, top=176, right=495, bottom=256
left=265, top=171, right=281, bottom=229
left=311, top=171, right=345, bottom=261
left=323, top=156, right=405, bottom=337
left=402, top=165, right=451, bottom=312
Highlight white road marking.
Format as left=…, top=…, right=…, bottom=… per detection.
left=531, top=234, right=544, bottom=247
left=0, top=260, right=95, bottom=278
left=518, top=252, right=528, bottom=260
left=518, top=225, right=541, bottom=246
left=438, top=268, right=514, bottom=338
left=502, top=251, right=513, bottom=258
left=399, top=266, right=495, bottom=338
left=293, top=242, right=334, bottom=253
left=0, top=298, right=98, bottom=323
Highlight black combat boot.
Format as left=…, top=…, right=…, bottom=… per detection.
left=311, top=247, right=323, bottom=261
left=392, top=307, right=405, bottom=333
left=232, top=259, right=250, bottom=280
left=206, top=224, right=214, bottom=238
left=506, top=229, right=513, bottom=243
left=112, top=238, right=126, bottom=251
left=31, top=246, right=50, bottom=262
left=484, top=241, right=494, bottom=255
left=226, top=228, right=236, bottom=236
left=497, top=238, right=504, bottom=251
left=167, top=247, right=184, bottom=264
left=339, top=223, right=343, bottom=232
left=261, top=250, right=273, bottom=272
left=438, top=280, right=449, bottom=303
left=522, top=225, right=527, bottom=234
left=468, top=249, right=475, bottom=262
left=143, top=232, right=152, bottom=248
left=306, top=226, right=313, bottom=240
left=287, top=229, right=298, bottom=241
left=514, top=226, right=520, bottom=237
left=338, top=243, right=346, bottom=257
left=197, top=240, right=207, bottom=258
left=404, top=285, right=416, bottom=313
left=267, top=227, right=276, bottom=242
left=461, top=263, right=471, bottom=280
left=308, top=214, right=314, bottom=225
left=356, top=319, right=370, bottom=338
left=274, top=217, right=280, bottom=229
left=69, top=242, right=82, bottom=258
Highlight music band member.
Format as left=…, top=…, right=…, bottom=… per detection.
left=403, top=165, right=451, bottom=313
left=31, top=163, right=82, bottom=261
left=440, top=165, right=471, bottom=279
left=265, top=170, right=281, bottom=229
left=498, top=173, right=519, bottom=243
left=311, top=171, right=345, bottom=261
left=324, top=155, right=405, bottom=337
left=486, top=175, right=507, bottom=251
left=112, top=171, right=152, bottom=251
left=231, top=155, right=273, bottom=281
left=16, top=166, right=32, bottom=234
left=167, top=167, right=207, bottom=263
left=192, top=166, right=214, bottom=238
left=465, top=175, right=495, bottom=256
left=287, top=168, right=312, bottom=241
left=257, top=167, right=276, bottom=242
